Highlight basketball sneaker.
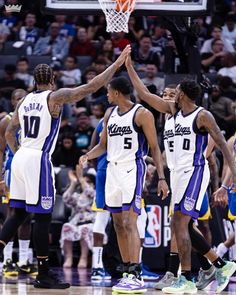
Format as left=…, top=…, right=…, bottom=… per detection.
left=16, top=260, right=38, bottom=276
left=162, top=275, right=197, bottom=294
left=195, top=265, right=215, bottom=290
left=154, top=272, right=177, bottom=289
left=141, top=264, right=159, bottom=280
left=215, top=261, right=236, bottom=293
left=112, top=273, right=147, bottom=293
left=2, top=259, right=18, bottom=277
left=91, top=268, right=111, bottom=280
left=34, top=270, right=70, bottom=289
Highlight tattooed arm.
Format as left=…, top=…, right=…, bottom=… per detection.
left=5, top=103, right=22, bottom=154
left=125, top=54, right=173, bottom=114
left=48, top=45, right=131, bottom=115
left=197, top=110, right=236, bottom=185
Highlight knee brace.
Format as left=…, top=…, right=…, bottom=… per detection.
left=188, top=220, right=211, bottom=255
left=137, top=208, right=147, bottom=239
left=93, top=211, right=110, bottom=235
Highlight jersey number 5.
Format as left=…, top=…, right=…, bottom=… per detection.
left=124, top=137, right=132, bottom=149
left=23, top=115, right=40, bottom=138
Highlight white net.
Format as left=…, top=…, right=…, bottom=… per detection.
left=98, top=0, right=136, bottom=33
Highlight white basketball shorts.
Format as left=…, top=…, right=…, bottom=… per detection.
left=10, top=147, right=56, bottom=213
left=105, top=158, right=146, bottom=214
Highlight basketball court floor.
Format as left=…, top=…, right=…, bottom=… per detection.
left=0, top=268, right=236, bottom=294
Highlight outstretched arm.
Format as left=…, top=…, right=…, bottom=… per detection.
left=49, top=45, right=131, bottom=108
left=125, top=54, right=172, bottom=114
left=136, top=108, right=169, bottom=199
left=197, top=110, right=236, bottom=185
left=0, top=116, right=10, bottom=195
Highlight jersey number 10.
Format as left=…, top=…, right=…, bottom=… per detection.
left=23, top=115, right=40, bottom=138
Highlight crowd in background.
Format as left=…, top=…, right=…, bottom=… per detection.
left=0, top=0, right=236, bottom=267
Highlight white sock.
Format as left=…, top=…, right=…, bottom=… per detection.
left=18, top=240, right=30, bottom=266
left=92, top=247, right=104, bottom=268
left=28, top=248, right=33, bottom=264
left=139, top=247, right=143, bottom=264
left=3, top=241, right=13, bottom=264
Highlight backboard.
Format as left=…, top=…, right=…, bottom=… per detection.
left=42, top=0, right=213, bottom=16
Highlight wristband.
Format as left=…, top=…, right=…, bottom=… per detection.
left=221, top=184, right=228, bottom=191
left=159, top=178, right=166, bottom=181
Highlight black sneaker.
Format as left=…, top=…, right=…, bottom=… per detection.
left=16, top=260, right=38, bottom=276
left=34, top=271, right=70, bottom=289
left=2, top=259, right=18, bottom=277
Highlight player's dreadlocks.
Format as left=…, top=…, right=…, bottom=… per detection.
left=33, top=64, right=54, bottom=85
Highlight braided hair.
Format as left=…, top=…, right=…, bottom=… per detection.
left=33, top=64, right=54, bottom=86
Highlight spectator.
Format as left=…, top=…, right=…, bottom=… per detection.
left=141, top=64, right=164, bottom=94
left=74, top=111, right=94, bottom=154
left=88, top=15, right=110, bottom=41
left=218, top=76, right=236, bottom=100
left=0, top=23, right=10, bottom=51
left=209, top=84, right=235, bottom=138
left=69, top=27, right=96, bottom=58
left=0, top=64, right=25, bottom=104
left=97, top=39, right=114, bottom=65
left=54, top=15, right=76, bottom=43
left=132, top=34, right=160, bottom=71
left=200, top=25, right=235, bottom=54
left=18, top=12, right=40, bottom=45
left=222, top=13, right=236, bottom=47
left=59, top=56, right=82, bottom=87
left=60, top=166, right=95, bottom=268
left=112, top=32, right=130, bottom=58
left=15, top=57, right=34, bottom=91
left=126, top=16, right=144, bottom=43
left=90, top=103, right=106, bottom=129
left=151, top=23, right=168, bottom=55
left=33, top=22, right=69, bottom=60
left=218, top=52, right=236, bottom=84
left=52, top=133, right=81, bottom=169
left=201, top=39, right=226, bottom=73
left=93, top=57, right=107, bottom=74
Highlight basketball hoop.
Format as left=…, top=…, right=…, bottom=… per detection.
left=98, top=0, right=136, bottom=33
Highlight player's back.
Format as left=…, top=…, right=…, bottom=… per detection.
left=18, top=90, right=61, bottom=156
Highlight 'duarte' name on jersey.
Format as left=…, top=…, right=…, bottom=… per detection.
left=164, top=123, right=191, bottom=140
left=108, top=123, right=132, bottom=137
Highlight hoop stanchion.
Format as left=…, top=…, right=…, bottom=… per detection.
left=98, top=0, right=136, bottom=33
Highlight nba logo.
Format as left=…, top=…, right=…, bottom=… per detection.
left=144, top=205, right=162, bottom=248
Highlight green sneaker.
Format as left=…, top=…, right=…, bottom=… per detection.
left=215, top=261, right=236, bottom=293
left=162, top=275, right=197, bottom=294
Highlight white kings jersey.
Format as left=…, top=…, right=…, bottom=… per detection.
left=18, top=90, right=61, bottom=156
left=164, top=107, right=208, bottom=169
left=107, top=104, right=148, bottom=163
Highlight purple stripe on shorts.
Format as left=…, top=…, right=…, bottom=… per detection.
left=106, top=205, right=123, bottom=213
left=174, top=166, right=204, bottom=219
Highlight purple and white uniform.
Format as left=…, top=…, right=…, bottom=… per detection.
left=10, top=90, right=61, bottom=213
left=167, top=107, right=210, bottom=219
left=105, top=104, right=148, bottom=214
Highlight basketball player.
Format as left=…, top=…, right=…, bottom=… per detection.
left=126, top=56, right=236, bottom=293
left=0, top=45, right=130, bottom=289
left=80, top=76, right=169, bottom=293
left=0, top=89, right=37, bottom=276
left=90, top=118, right=158, bottom=281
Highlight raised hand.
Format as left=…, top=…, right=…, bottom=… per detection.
left=79, top=154, right=88, bottom=168
left=125, top=53, right=132, bottom=68
left=115, top=44, right=131, bottom=68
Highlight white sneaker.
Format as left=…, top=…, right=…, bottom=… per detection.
left=112, top=274, right=147, bottom=293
